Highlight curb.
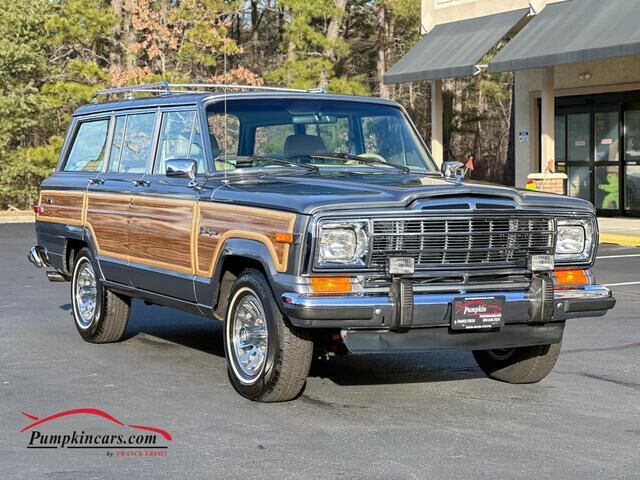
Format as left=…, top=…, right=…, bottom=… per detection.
left=599, top=233, right=640, bottom=247
left=0, top=210, right=34, bottom=224
left=0, top=216, right=34, bottom=224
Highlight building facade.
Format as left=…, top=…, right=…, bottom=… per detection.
left=387, top=0, right=640, bottom=216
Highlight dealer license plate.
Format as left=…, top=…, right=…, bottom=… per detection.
left=451, top=296, right=505, bottom=330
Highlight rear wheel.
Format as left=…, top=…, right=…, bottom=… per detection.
left=472, top=342, right=562, bottom=384
left=71, top=247, right=130, bottom=343
left=224, top=269, right=313, bottom=402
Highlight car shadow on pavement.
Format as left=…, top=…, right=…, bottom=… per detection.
left=309, top=351, right=484, bottom=385
left=121, top=300, right=226, bottom=358
left=108, top=300, right=485, bottom=385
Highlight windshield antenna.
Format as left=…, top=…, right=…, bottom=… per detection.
left=223, top=45, right=228, bottom=184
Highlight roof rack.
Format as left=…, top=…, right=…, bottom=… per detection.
left=91, top=82, right=327, bottom=103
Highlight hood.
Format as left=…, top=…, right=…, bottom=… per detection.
left=210, top=170, right=594, bottom=215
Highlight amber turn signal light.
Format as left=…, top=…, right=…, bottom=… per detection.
left=309, top=276, right=352, bottom=294
left=554, top=269, right=588, bottom=287
left=275, top=233, right=294, bottom=244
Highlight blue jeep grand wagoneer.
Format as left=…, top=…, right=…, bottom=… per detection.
left=28, top=83, right=615, bottom=401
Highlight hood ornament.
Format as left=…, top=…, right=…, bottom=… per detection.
left=442, top=161, right=465, bottom=184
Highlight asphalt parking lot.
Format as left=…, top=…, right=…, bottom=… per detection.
left=1, top=222, right=639, bottom=479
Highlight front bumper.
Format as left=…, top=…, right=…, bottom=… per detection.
left=281, top=283, right=615, bottom=353
left=281, top=284, right=615, bottom=329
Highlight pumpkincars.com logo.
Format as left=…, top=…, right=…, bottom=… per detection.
left=20, top=408, right=172, bottom=457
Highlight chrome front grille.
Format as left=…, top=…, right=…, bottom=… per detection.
left=370, top=216, right=556, bottom=269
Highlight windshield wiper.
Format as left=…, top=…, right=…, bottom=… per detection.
left=238, top=155, right=319, bottom=172
left=307, top=152, right=411, bottom=174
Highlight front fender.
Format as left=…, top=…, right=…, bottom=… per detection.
left=213, top=237, right=280, bottom=280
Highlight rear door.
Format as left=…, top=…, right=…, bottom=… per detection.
left=127, top=107, right=205, bottom=301
left=86, top=110, right=158, bottom=285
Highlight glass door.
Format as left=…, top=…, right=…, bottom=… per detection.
left=566, top=112, right=591, bottom=203
left=593, top=110, right=620, bottom=212
left=624, top=108, right=640, bottom=215
left=556, top=105, right=622, bottom=215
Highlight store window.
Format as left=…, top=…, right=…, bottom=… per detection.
left=595, top=111, right=619, bottom=161
left=567, top=113, right=590, bottom=161
left=555, top=115, right=566, bottom=163
left=567, top=165, right=590, bottom=202
left=595, top=166, right=620, bottom=210
left=625, top=110, right=640, bottom=161
left=625, top=165, right=640, bottom=211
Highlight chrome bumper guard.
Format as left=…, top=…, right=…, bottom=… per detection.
left=27, top=246, right=50, bottom=269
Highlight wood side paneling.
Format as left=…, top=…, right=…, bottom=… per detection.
left=128, top=196, right=195, bottom=274
left=85, top=193, right=130, bottom=261
left=197, top=203, right=296, bottom=276
left=37, top=189, right=297, bottom=278
left=37, top=190, right=85, bottom=226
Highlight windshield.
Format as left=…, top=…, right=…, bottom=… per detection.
left=205, top=98, right=436, bottom=173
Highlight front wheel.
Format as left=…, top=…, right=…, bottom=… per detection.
left=472, top=342, right=562, bottom=384
left=224, top=269, right=313, bottom=402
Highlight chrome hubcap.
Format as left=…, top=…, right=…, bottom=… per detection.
left=74, top=259, right=97, bottom=328
left=231, top=293, right=268, bottom=382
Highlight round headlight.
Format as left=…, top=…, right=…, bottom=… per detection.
left=556, top=225, right=585, bottom=254
left=317, top=222, right=368, bottom=266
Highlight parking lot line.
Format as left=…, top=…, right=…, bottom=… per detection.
left=603, top=281, right=640, bottom=287
left=597, top=254, right=640, bottom=259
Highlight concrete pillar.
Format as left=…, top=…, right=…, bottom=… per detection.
left=540, top=67, right=555, bottom=172
left=431, top=79, right=444, bottom=166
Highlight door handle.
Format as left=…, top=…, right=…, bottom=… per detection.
left=88, top=177, right=104, bottom=185
left=132, top=179, right=151, bottom=187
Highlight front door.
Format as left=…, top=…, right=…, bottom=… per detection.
left=127, top=108, right=205, bottom=302
left=557, top=105, right=622, bottom=215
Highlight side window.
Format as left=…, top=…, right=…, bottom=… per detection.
left=107, top=116, right=126, bottom=172
left=108, top=112, right=156, bottom=173
left=361, top=115, right=420, bottom=167
left=154, top=111, right=196, bottom=174
left=208, top=114, right=240, bottom=158
left=254, top=124, right=294, bottom=156
left=190, top=118, right=207, bottom=175
left=63, top=119, right=110, bottom=172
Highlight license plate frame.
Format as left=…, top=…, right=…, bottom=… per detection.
left=451, top=296, right=505, bottom=330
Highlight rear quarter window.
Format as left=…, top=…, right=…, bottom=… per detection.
left=63, top=119, right=110, bottom=172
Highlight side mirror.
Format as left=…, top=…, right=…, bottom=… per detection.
left=441, top=161, right=465, bottom=181
left=166, top=159, right=197, bottom=180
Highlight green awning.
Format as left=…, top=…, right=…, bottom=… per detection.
left=384, top=9, right=528, bottom=84
left=490, top=0, right=640, bottom=72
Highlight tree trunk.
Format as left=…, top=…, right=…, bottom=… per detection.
left=387, top=14, right=395, bottom=100
left=110, top=0, right=123, bottom=68
left=376, top=1, right=389, bottom=98
left=157, top=0, right=168, bottom=74
left=287, top=15, right=295, bottom=87
left=320, top=0, right=347, bottom=89
left=123, top=0, right=136, bottom=72
left=251, top=0, right=259, bottom=65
